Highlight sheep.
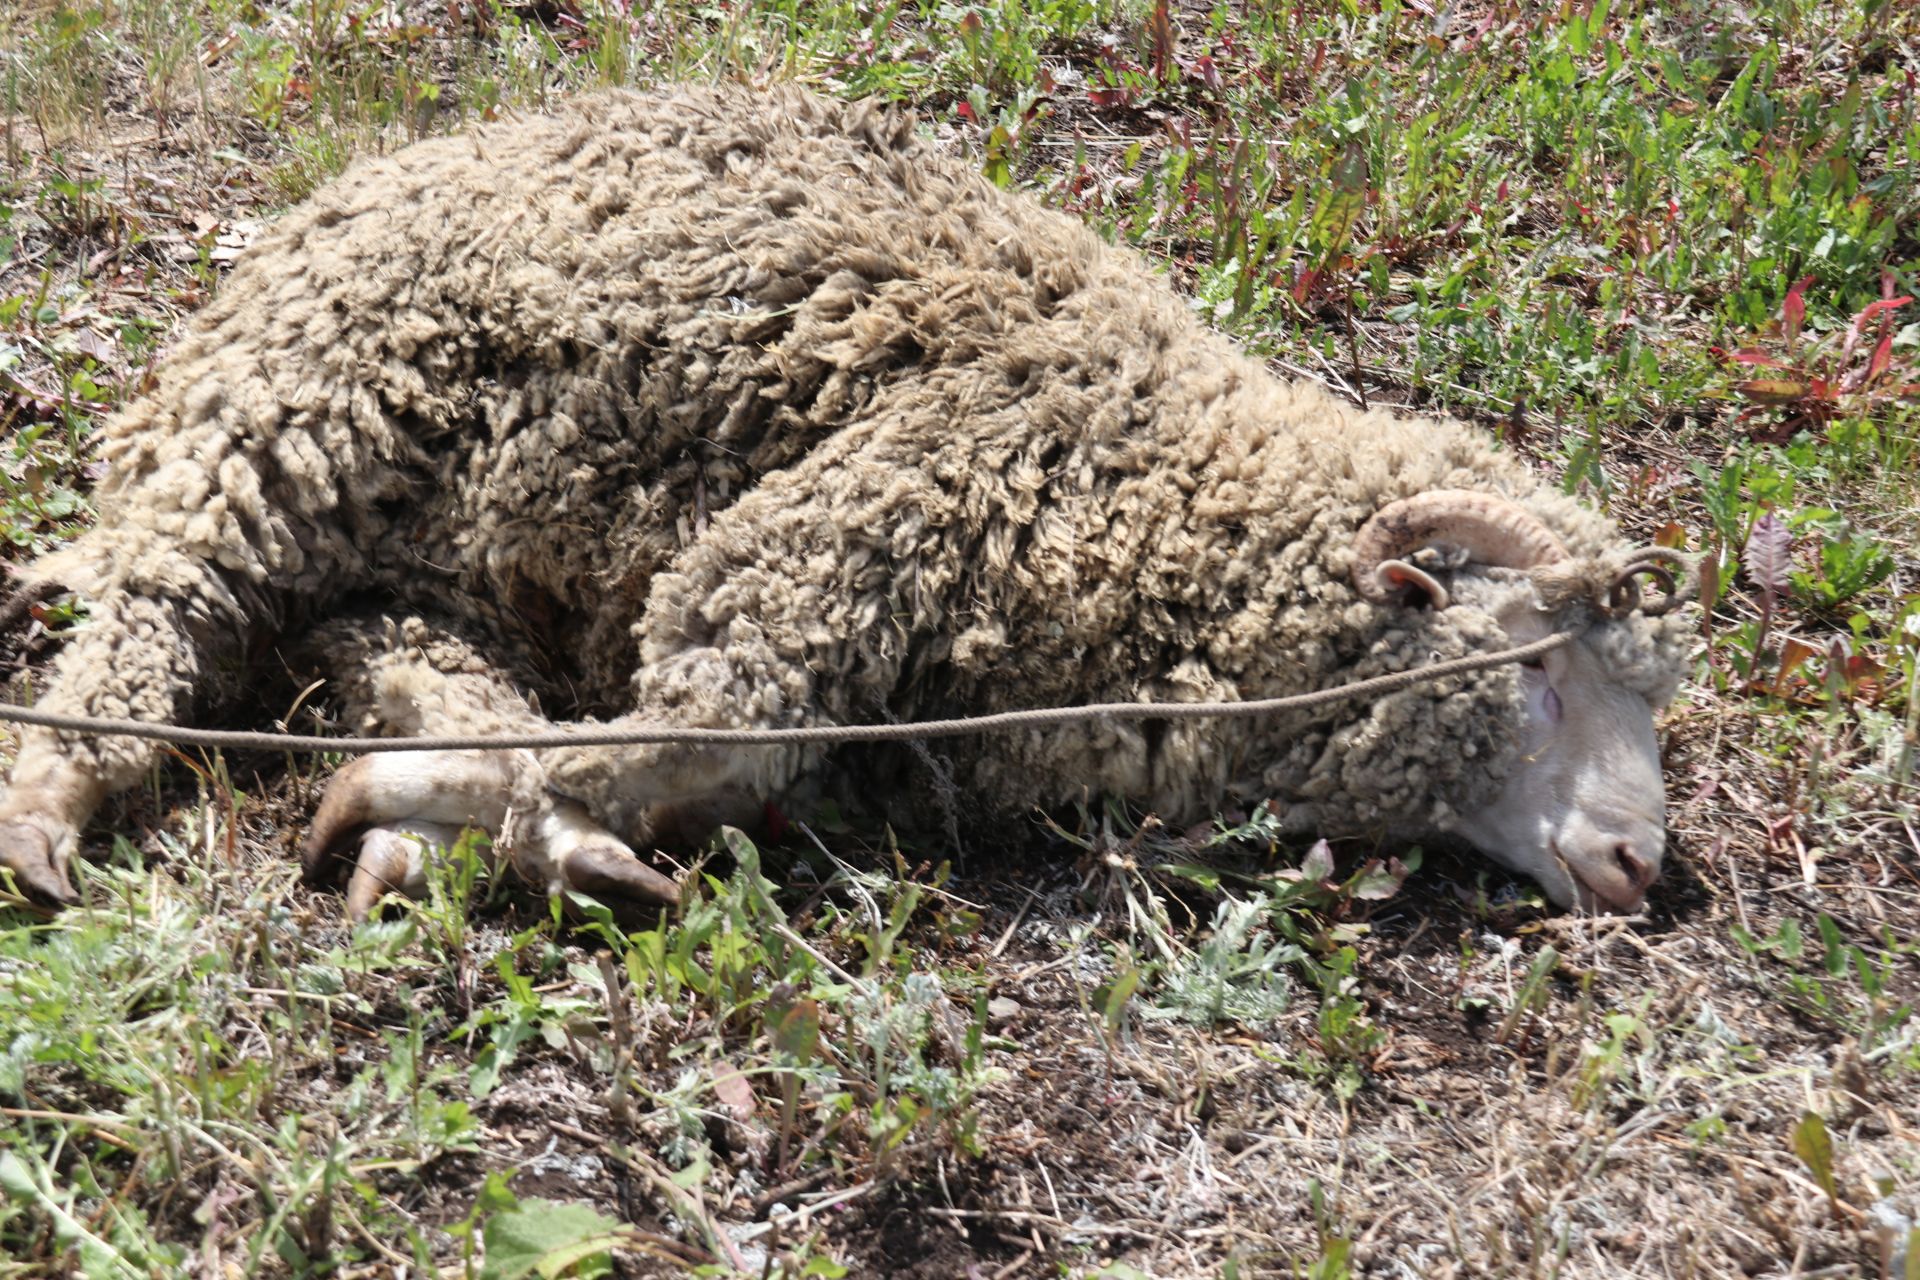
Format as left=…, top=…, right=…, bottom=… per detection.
left=0, top=82, right=1691, bottom=921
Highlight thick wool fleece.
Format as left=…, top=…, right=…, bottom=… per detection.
left=21, top=83, right=1685, bottom=849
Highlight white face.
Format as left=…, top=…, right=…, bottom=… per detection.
left=1443, top=611, right=1668, bottom=912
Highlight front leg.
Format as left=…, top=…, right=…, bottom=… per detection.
left=0, top=749, right=106, bottom=906
left=1, top=584, right=243, bottom=906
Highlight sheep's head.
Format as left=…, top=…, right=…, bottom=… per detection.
left=1352, top=491, right=1693, bottom=913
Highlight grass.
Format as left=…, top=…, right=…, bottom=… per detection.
left=2, top=0, right=1919, bottom=1275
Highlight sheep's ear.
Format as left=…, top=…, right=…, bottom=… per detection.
left=1374, top=559, right=1450, bottom=610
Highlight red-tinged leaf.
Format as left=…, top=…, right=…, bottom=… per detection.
left=1290, top=266, right=1321, bottom=306
left=954, top=100, right=975, bottom=122
left=1867, top=324, right=1896, bottom=385
left=1698, top=553, right=1722, bottom=610
left=1783, top=274, right=1814, bottom=349
left=1724, top=347, right=1790, bottom=368
left=1653, top=522, right=1689, bottom=550
left=771, top=999, right=821, bottom=1064
left=1856, top=295, right=1912, bottom=322
left=1841, top=653, right=1883, bottom=697
left=1736, top=377, right=1810, bottom=403
left=1744, top=512, right=1793, bottom=593
left=1301, top=838, right=1334, bottom=883
left=1088, top=86, right=1132, bottom=109
left=1775, top=637, right=1819, bottom=690
left=1837, top=296, right=1905, bottom=365
left=1146, top=0, right=1176, bottom=84
left=1495, top=178, right=1510, bottom=201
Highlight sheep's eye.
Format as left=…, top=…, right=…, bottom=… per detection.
left=1519, top=660, right=1561, bottom=722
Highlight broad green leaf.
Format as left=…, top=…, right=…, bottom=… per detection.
left=479, top=1199, right=626, bottom=1280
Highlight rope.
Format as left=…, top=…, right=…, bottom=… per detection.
left=0, top=632, right=1574, bottom=754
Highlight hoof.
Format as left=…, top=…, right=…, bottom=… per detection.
left=343, top=822, right=463, bottom=921
left=0, top=817, right=77, bottom=907
left=561, top=839, right=681, bottom=924
left=536, top=800, right=681, bottom=927
left=302, top=752, right=518, bottom=885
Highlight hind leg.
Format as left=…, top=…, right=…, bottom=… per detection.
left=304, top=754, right=679, bottom=921
left=296, top=616, right=679, bottom=921
left=0, top=570, right=276, bottom=906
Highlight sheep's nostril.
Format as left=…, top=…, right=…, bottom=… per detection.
left=1614, top=844, right=1655, bottom=892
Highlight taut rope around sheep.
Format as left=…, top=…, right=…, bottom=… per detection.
left=0, top=633, right=1575, bottom=754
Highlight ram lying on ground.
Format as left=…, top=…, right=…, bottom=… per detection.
left=0, top=83, right=1691, bottom=921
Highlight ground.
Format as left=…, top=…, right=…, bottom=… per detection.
left=1, top=1, right=1918, bottom=1277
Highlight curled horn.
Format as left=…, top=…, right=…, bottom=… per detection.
left=1607, top=546, right=1696, bottom=617
left=1352, top=490, right=1570, bottom=606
